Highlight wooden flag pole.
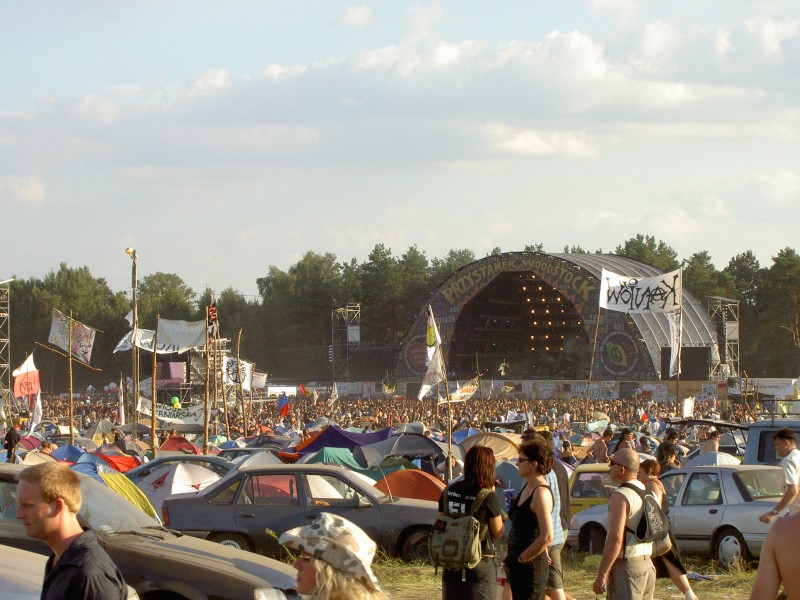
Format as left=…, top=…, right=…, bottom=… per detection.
left=151, top=314, right=159, bottom=458
left=203, top=307, right=211, bottom=455
left=68, top=311, right=74, bottom=446
left=586, top=302, right=602, bottom=425
left=236, top=329, right=247, bottom=438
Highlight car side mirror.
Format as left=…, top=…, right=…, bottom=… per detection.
left=358, top=496, right=372, bottom=508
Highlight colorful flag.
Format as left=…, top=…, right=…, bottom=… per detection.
left=13, top=354, right=40, bottom=398
left=277, top=393, right=290, bottom=417
left=207, top=301, right=219, bottom=338
left=639, top=411, right=649, bottom=423
left=599, top=267, right=682, bottom=313
left=299, top=384, right=311, bottom=397
left=48, top=309, right=97, bottom=364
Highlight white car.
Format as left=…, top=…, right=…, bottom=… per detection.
left=567, top=464, right=782, bottom=568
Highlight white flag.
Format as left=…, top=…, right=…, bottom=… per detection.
left=440, top=377, right=479, bottom=404
left=251, top=371, right=268, bottom=391
left=118, top=376, right=126, bottom=426
left=418, top=344, right=446, bottom=400
left=425, top=305, right=442, bottom=364
left=114, top=326, right=205, bottom=354
left=48, top=309, right=96, bottom=364
left=30, top=391, right=43, bottom=430
left=599, top=268, right=682, bottom=313
left=328, top=382, right=339, bottom=406
left=668, top=308, right=683, bottom=378
left=221, top=355, right=253, bottom=390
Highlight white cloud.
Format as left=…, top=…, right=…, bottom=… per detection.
left=76, top=93, right=120, bottom=123
left=631, top=19, right=682, bottom=74
left=740, top=169, right=800, bottom=205
left=404, top=3, right=445, bottom=45
left=745, top=17, right=799, bottom=57
left=590, top=0, right=640, bottom=25
left=341, top=5, right=373, bottom=28
left=0, top=175, right=47, bottom=206
left=485, top=123, right=595, bottom=157
left=183, top=68, right=231, bottom=98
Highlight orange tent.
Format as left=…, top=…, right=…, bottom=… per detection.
left=93, top=451, right=141, bottom=472
left=159, top=436, right=201, bottom=455
left=374, top=469, right=445, bottom=502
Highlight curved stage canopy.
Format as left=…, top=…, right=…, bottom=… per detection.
left=394, top=252, right=719, bottom=383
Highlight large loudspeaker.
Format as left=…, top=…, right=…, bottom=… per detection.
left=661, top=347, right=711, bottom=380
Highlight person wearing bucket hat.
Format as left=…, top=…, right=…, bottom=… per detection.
left=279, top=512, right=385, bottom=600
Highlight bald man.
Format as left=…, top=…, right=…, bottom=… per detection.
left=593, top=448, right=655, bottom=600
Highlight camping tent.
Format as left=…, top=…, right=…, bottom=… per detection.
left=353, top=433, right=463, bottom=468
left=462, top=431, right=522, bottom=460
left=137, top=463, right=221, bottom=512
left=374, top=469, right=445, bottom=502
left=303, top=447, right=410, bottom=481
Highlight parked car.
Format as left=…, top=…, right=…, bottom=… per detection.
left=741, top=418, right=800, bottom=465
left=568, top=463, right=613, bottom=518
left=125, top=453, right=235, bottom=483
left=0, top=464, right=298, bottom=599
left=567, top=464, right=783, bottom=568
left=0, top=543, right=141, bottom=599
left=162, top=462, right=439, bottom=561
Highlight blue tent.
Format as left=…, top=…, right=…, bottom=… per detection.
left=451, top=428, right=481, bottom=444
left=304, top=447, right=411, bottom=481
left=51, top=444, right=86, bottom=463
left=297, top=426, right=393, bottom=456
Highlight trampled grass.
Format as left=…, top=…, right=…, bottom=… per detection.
left=373, top=551, right=757, bottom=600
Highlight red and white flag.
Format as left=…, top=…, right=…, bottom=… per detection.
left=13, top=354, right=40, bottom=398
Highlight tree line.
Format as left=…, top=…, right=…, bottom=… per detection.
left=6, top=234, right=800, bottom=392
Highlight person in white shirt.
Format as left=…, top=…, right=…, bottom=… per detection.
left=760, top=427, right=800, bottom=523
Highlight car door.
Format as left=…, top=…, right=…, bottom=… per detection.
left=233, top=472, right=306, bottom=552
left=669, top=471, right=724, bottom=553
left=300, top=472, right=381, bottom=540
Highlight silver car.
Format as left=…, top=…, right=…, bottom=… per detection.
left=567, top=464, right=783, bottom=568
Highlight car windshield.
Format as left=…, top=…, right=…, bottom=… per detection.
left=79, top=475, right=160, bottom=532
left=734, top=469, right=785, bottom=500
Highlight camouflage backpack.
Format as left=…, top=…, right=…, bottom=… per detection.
left=429, top=488, right=491, bottom=571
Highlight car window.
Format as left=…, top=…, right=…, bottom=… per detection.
left=305, top=474, right=363, bottom=507
left=239, top=474, right=299, bottom=506
left=571, top=472, right=613, bottom=499
left=683, top=472, right=722, bottom=506
left=660, top=473, right=685, bottom=507
left=735, top=469, right=784, bottom=500
left=210, top=478, right=243, bottom=504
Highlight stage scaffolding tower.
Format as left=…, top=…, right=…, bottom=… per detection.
left=331, top=303, right=360, bottom=380
left=0, top=279, right=13, bottom=416
left=708, top=296, right=740, bottom=380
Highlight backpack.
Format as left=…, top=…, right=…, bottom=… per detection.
left=429, top=488, right=491, bottom=571
left=620, top=483, right=671, bottom=557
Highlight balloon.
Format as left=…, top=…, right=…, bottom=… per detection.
left=103, top=386, right=109, bottom=392
left=171, top=396, right=180, bottom=405
left=109, top=382, right=117, bottom=390
left=173, top=402, right=182, bottom=408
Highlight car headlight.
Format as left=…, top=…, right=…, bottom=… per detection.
left=254, top=588, right=298, bottom=600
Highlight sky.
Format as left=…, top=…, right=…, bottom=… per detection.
left=1, top=1, right=799, bottom=300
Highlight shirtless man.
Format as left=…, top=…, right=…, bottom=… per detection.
left=750, top=511, right=800, bottom=599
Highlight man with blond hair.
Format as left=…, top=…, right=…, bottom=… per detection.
left=593, top=448, right=655, bottom=599
left=16, top=462, right=126, bottom=599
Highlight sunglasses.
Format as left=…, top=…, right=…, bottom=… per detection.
left=609, top=460, right=626, bottom=469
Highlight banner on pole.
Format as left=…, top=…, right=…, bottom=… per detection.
left=48, top=309, right=96, bottom=364
left=599, top=268, right=682, bottom=313
left=136, top=396, right=204, bottom=425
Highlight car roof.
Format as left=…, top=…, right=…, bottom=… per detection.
left=235, top=462, right=353, bottom=475
left=669, top=464, right=780, bottom=473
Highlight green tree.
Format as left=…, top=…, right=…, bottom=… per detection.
left=615, top=234, right=680, bottom=271
left=524, top=243, right=544, bottom=252
left=754, top=248, right=800, bottom=375
left=682, top=251, right=735, bottom=302
left=138, top=272, right=196, bottom=325
left=429, top=249, right=476, bottom=286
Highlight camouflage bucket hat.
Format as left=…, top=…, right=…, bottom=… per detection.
left=279, top=512, right=381, bottom=591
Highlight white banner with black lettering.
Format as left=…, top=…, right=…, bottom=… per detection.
left=221, top=355, right=254, bottom=391
left=599, top=268, right=682, bottom=313
left=136, top=396, right=205, bottom=425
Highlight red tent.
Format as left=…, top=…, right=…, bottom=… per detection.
left=159, top=436, right=201, bottom=455
left=374, top=469, right=445, bottom=502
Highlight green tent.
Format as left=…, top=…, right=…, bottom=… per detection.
left=306, top=447, right=414, bottom=481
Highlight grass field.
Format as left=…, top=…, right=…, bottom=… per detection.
left=373, top=551, right=758, bottom=600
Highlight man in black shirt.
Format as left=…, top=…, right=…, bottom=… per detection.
left=16, top=462, right=127, bottom=599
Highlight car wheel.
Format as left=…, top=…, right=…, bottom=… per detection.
left=714, top=527, right=750, bottom=569
left=399, top=528, right=431, bottom=562
left=210, top=532, right=252, bottom=552
left=585, top=525, right=606, bottom=554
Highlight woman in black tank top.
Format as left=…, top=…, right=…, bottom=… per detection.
left=505, top=437, right=554, bottom=600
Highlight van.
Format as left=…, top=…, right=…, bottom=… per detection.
left=742, top=417, right=800, bottom=465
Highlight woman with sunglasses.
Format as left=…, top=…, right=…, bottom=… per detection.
left=505, top=436, right=554, bottom=600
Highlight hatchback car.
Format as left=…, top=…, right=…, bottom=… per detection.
left=0, top=464, right=298, bottom=599
left=567, top=464, right=782, bottom=568
left=568, top=463, right=613, bottom=518
left=162, top=462, right=439, bottom=561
